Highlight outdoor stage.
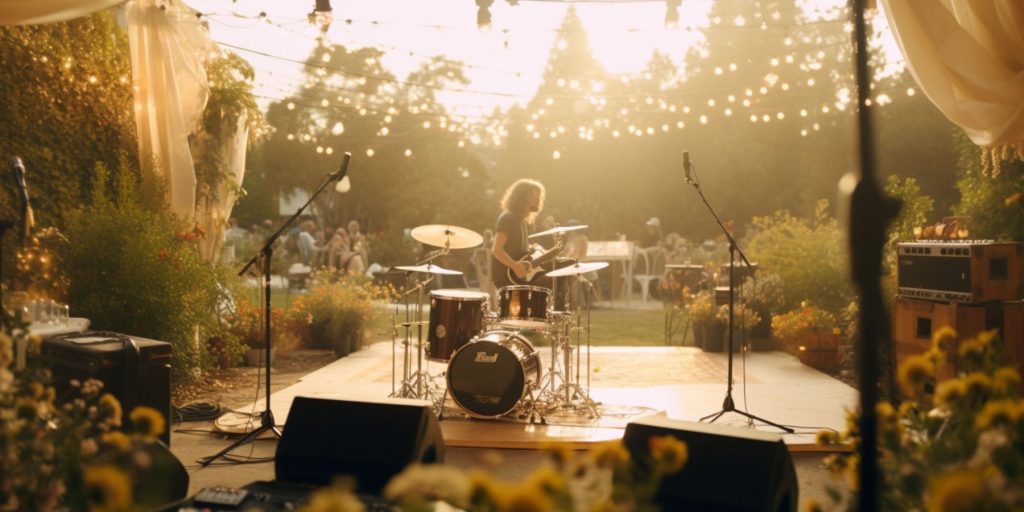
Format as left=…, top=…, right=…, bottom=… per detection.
left=215, top=340, right=858, bottom=452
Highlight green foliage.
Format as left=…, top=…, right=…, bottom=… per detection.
left=288, top=271, right=389, bottom=355
left=819, top=328, right=1024, bottom=511
left=61, top=165, right=231, bottom=388
left=0, top=10, right=137, bottom=229
left=952, top=133, right=1024, bottom=241
left=884, top=175, right=934, bottom=244
left=745, top=200, right=854, bottom=315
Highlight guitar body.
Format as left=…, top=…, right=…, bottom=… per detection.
left=507, top=243, right=562, bottom=285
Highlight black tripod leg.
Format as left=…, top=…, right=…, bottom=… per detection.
left=735, top=410, right=794, bottom=433
left=198, top=414, right=281, bottom=467
left=700, top=408, right=727, bottom=423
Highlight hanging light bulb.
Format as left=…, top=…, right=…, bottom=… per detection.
left=476, top=0, right=494, bottom=34
left=309, top=0, right=332, bottom=34
left=664, top=0, right=681, bottom=30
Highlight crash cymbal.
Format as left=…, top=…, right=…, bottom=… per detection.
left=410, top=224, right=483, bottom=249
left=545, top=261, right=609, bottom=277
left=528, top=224, right=589, bottom=239
left=394, top=264, right=464, bottom=276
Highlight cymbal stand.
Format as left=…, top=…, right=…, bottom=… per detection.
left=390, top=272, right=434, bottom=399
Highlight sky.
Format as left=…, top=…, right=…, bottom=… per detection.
left=183, top=0, right=723, bottom=116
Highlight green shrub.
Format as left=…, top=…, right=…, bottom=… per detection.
left=61, top=165, right=232, bottom=389
left=287, top=270, right=389, bottom=356
left=745, top=200, right=854, bottom=316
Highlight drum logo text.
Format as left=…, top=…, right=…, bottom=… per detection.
left=473, top=394, right=501, bottom=405
left=475, top=352, right=498, bottom=363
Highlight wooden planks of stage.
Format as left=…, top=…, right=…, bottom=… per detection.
left=215, top=342, right=857, bottom=452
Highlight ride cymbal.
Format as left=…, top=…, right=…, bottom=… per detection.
left=528, top=224, right=589, bottom=239
left=394, top=263, right=464, bottom=275
left=545, top=261, right=609, bottom=277
left=410, top=224, right=483, bottom=249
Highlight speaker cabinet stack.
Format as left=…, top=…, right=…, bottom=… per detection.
left=894, top=241, right=1023, bottom=390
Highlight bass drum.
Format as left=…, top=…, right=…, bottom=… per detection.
left=446, top=330, right=541, bottom=419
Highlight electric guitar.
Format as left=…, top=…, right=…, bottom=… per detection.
left=507, top=239, right=564, bottom=285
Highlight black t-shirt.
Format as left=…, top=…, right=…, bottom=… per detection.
left=492, top=210, right=527, bottom=286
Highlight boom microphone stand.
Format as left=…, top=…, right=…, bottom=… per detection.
left=200, top=153, right=352, bottom=466
left=684, top=153, right=793, bottom=433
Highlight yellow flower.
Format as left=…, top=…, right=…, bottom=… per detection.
left=298, top=483, right=365, bottom=512
left=934, top=379, right=966, bottom=407
left=97, top=394, right=122, bottom=427
left=804, top=499, right=825, bottom=512
left=930, top=326, right=957, bottom=353
left=539, top=441, right=573, bottom=469
left=957, top=330, right=997, bottom=362
left=501, top=483, right=552, bottom=512
left=648, top=435, right=687, bottom=474
left=992, top=367, right=1021, bottom=395
left=524, top=465, right=566, bottom=498
left=588, top=440, right=630, bottom=469
left=101, top=431, right=131, bottom=452
left=0, top=332, right=12, bottom=368
left=383, top=463, right=470, bottom=509
left=467, top=470, right=506, bottom=511
left=925, top=469, right=990, bottom=512
left=814, top=430, right=838, bottom=446
left=962, top=372, right=992, bottom=402
left=897, top=354, right=933, bottom=397
left=974, top=399, right=1022, bottom=430
left=129, top=406, right=164, bottom=439
left=83, top=464, right=133, bottom=512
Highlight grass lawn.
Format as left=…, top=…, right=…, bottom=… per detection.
left=365, top=303, right=689, bottom=347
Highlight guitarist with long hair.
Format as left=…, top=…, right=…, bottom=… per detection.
left=491, top=178, right=560, bottom=289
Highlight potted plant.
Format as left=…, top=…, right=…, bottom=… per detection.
left=741, top=273, right=785, bottom=348
left=771, top=302, right=840, bottom=372
left=226, top=297, right=295, bottom=366
left=288, top=270, right=387, bottom=358
left=685, top=290, right=716, bottom=349
left=714, top=303, right=762, bottom=353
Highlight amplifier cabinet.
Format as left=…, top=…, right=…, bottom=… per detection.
left=897, top=242, right=1022, bottom=303
left=40, top=332, right=172, bottom=446
left=893, top=298, right=1023, bottom=389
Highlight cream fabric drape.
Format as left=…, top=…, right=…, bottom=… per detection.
left=881, top=0, right=1024, bottom=163
left=0, top=0, right=124, bottom=25
left=125, top=0, right=215, bottom=222
left=196, top=113, right=249, bottom=263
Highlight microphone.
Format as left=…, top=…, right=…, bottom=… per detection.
left=333, top=152, right=352, bottom=193
left=330, top=152, right=352, bottom=182
left=683, top=151, right=693, bottom=183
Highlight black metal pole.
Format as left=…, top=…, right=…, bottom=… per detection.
left=850, top=2, right=899, bottom=510
left=0, top=220, right=12, bottom=329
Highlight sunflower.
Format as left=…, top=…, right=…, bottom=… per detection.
left=128, top=406, right=164, bottom=440
left=992, top=367, right=1021, bottom=395
left=815, top=429, right=839, bottom=446
left=539, top=441, right=573, bottom=469
left=588, top=440, right=630, bottom=469
left=466, top=470, right=505, bottom=512
left=97, top=394, right=122, bottom=427
left=524, top=465, right=566, bottom=498
left=934, top=378, right=966, bottom=407
left=930, top=326, right=957, bottom=353
left=101, top=431, right=131, bottom=452
left=83, top=464, right=133, bottom=512
left=925, top=469, right=991, bottom=512
left=974, top=399, right=1021, bottom=430
left=501, top=484, right=552, bottom=512
left=962, top=372, right=993, bottom=403
left=648, top=435, right=687, bottom=474
left=957, top=330, right=997, bottom=367
left=297, top=484, right=365, bottom=512
left=897, top=354, right=934, bottom=397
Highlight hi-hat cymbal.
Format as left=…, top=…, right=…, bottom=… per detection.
left=546, top=261, right=609, bottom=277
left=528, top=224, right=589, bottom=239
left=410, top=224, right=483, bottom=249
left=394, top=264, right=463, bottom=276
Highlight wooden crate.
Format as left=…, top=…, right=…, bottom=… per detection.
left=795, top=329, right=840, bottom=373
left=893, top=298, right=1023, bottom=385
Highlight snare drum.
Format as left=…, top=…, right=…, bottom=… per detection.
left=497, top=285, right=550, bottom=330
left=446, top=330, right=541, bottom=418
left=427, top=289, right=488, bottom=361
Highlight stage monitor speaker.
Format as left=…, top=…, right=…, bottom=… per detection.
left=275, top=396, right=444, bottom=494
left=623, top=416, right=797, bottom=512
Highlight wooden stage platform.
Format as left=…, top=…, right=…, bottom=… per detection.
left=216, top=342, right=858, bottom=452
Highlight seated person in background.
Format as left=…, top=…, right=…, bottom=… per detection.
left=329, top=228, right=366, bottom=276
left=347, top=219, right=369, bottom=266
left=640, top=217, right=664, bottom=249
left=296, top=220, right=326, bottom=267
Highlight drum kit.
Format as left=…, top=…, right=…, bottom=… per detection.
left=389, top=223, right=608, bottom=423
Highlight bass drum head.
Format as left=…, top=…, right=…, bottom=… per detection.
left=446, top=331, right=536, bottom=419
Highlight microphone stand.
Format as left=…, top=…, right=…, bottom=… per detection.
left=686, top=162, right=793, bottom=433
left=200, top=160, right=349, bottom=466
left=0, top=220, right=12, bottom=329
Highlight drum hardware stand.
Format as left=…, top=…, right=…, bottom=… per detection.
left=200, top=154, right=352, bottom=466
left=685, top=156, right=793, bottom=433
left=390, top=272, right=435, bottom=400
